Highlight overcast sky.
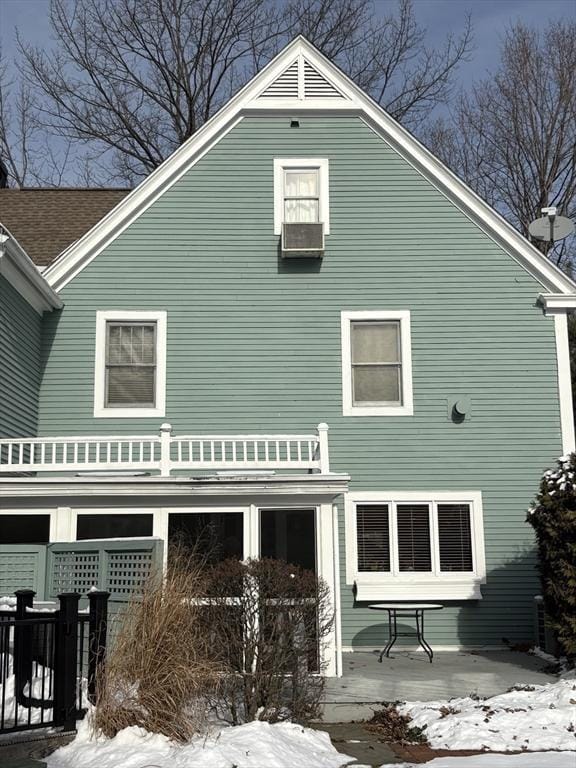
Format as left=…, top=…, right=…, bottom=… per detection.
left=1, top=0, right=574, bottom=91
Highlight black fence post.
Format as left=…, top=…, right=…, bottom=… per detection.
left=87, top=590, right=109, bottom=705
left=54, top=593, right=80, bottom=731
left=14, top=590, right=35, bottom=708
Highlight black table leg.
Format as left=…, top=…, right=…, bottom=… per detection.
left=379, top=609, right=397, bottom=662
left=416, top=609, right=433, bottom=662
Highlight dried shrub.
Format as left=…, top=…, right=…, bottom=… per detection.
left=203, top=557, right=334, bottom=725
left=365, top=704, right=428, bottom=744
left=93, top=547, right=223, bottom=741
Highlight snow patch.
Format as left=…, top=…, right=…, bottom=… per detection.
left=399, top=680, right=576, bottom=752
left=46, top=718, right=354, bottom=768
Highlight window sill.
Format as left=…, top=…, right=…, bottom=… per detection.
left=94, top=406, right=165, bottom=418
left=343, top=405, right=414, bottom=416
left=353, top=578, right=483, bottom=601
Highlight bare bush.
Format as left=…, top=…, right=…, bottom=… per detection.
left=203, top=557, right=334, bottom=725
left=93, top=547, right=223, bottom=741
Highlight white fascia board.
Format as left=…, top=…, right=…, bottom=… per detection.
left=0, top=224, right=63, bottom=313
left=0, top=473, right=350, bottom=499
left=554, top=313, right=575, bottom=454
left=43, top=38, right=313, bottom=292
left=539, top=293, right=576, bottom=313
left=42, top=36, right=576, bottom=296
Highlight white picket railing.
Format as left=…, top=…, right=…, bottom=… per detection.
left=0, top=423, right=330, bottom=476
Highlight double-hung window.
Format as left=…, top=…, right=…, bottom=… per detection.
left=273, top=158, right=330, bottom=234
left=341, top=311, right=413, bottom=416
left=283, top=169, right=319, bottom=223
left=94, top=310, right=167, bottom=418
left=346, top=492, right=486, bottom=600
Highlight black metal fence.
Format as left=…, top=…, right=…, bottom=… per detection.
left=0, top=589, right=109, bottom=734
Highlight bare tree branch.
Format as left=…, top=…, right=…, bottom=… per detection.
left=12, top=0, right=471, bottom=184
left=426, top=21, right=576, bottom=270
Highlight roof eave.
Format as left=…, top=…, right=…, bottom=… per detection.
left=0, top=223, right=63, bottom=313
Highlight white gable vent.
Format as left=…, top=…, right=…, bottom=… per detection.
left=304, top=61, right=345, bottom=99
left=260, top=60, right=299, bottom=99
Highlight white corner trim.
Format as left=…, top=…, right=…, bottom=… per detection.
left=341, top=310, right=413, bottom=416
left=273, top=158, right=330, bottom=235
left=41, top=36, right=576, bottom=296
left=93, top=310, right=167, bottom=418
left=539, top=293, right=576, bottom=313
left=554, top=313, right=575, bottom=454
left=0, top=223, right=62, bottom=313
left=344, top=490, right=486, bottom=597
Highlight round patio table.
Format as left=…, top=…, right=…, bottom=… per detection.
left=369, top=603, right=444, bottom=663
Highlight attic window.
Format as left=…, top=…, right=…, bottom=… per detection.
left=273, top=158, right=330, bottom=235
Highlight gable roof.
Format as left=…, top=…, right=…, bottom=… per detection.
left=42, top=37, right=576, bottom=296
left=0, top=188, right=130, bottom=267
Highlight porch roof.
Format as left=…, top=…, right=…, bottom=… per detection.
left=0, top=472, right=350, bottom=499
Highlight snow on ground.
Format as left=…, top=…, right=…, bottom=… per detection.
left=46, top=717, right=354, bottom=768
left=396, top=754, right=576, bottom=768
left=399, top=679, right=576, bottom=752
left=0, top=653, right=53, bottom=726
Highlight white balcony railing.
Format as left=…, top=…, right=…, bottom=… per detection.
left=0, top=423, right=330, bottom=477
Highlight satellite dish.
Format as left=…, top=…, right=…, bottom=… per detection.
left=528, top=207, right=574, bottom=243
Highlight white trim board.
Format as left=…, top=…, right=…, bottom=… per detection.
left=0, top=224, right=62, bottom=313
left=93, top=310, right=167, bottom=418
left=554, top=313, right=575, bottom=454
left=41, top=36, right=576, bottom=297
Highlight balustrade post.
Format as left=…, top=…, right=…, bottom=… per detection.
left=87, top=590, right=109, bottom=705
left=54, top=593, right=80, bottom=730
left=160, top=423, right=172, bottom=477
left=317, top=423, right=330, bottom=474
left=14, top=589, right=35, bottom=707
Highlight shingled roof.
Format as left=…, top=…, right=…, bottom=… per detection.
left=0, top=188, right=131, bottom=267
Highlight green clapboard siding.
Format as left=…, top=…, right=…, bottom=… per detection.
left=38, top=116, right=563, bottom=647
left=0, top=274, right=41, bottom=437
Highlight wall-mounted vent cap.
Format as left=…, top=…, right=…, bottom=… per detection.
left=454, top=396, right=471, bottom=416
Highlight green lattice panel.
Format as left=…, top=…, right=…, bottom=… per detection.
left=50, top=551, right=100, bottom=596
left=105, top=551, right=154, bottom=597
left=0, top=545, right=47, bottom=597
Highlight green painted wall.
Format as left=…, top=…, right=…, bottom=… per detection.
left=38, top=116, right=562, bottom=646
left=0, top=274, right=41, bottom=437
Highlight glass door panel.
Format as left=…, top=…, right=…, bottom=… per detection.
left=259, top=508, right=316, bottom=573
left=168, top=512, right=243, bottom=564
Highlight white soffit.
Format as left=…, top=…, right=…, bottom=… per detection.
left=43, top=36, right=576, bottom=297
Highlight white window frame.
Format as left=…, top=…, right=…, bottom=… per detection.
left=273, top=158, right=330, bottom=235
left=344, top=491, right=486, bottom=600
left=341, top=310, right=413, bottom=416
left=94, top=310, right=167, bottom=418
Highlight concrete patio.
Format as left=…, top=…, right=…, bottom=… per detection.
left=322, top=649, right=556, bottom=722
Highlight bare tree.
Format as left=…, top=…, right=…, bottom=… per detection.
left=16, top=0, right=471, bottom=183
left=427, top=21, right=576, bottom=270
left=0, top=51, right=76, bottom=187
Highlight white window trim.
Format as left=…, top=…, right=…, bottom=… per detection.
left=344, top=491, right=486, bottom=601
left=273, top=158, right=330, bottom=235
left=341, top=310, right=413, bottom=416
left=94, top=310, right=167, bottom=418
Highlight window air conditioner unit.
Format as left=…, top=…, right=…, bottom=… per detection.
left=281, top=222, right=324, bottom=256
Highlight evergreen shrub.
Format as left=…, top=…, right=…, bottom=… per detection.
left=528, top=453, right=576, bottom=661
